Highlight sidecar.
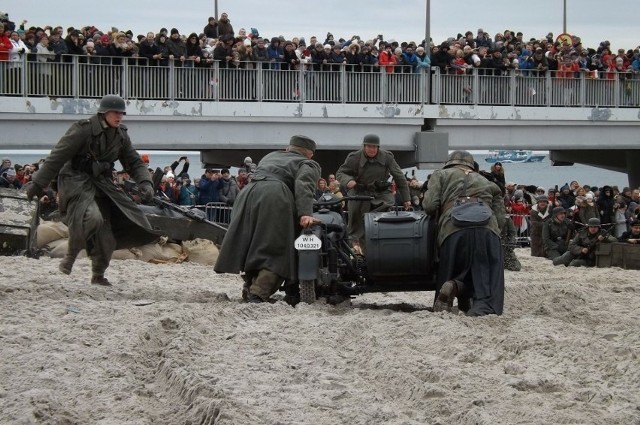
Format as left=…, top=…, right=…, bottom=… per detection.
left=362, top=209, right=438, bottom=292
left=295, top=197, right=439, bottom=304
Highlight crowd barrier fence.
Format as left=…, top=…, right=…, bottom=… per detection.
left=1, top=56, right=638, bottom=107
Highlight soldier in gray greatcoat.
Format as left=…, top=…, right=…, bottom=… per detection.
left=27, top=95, right=157, bottom=286
left=423, top=150, right=506, bottom=317
left=336, top=134, right=411, bottom=252
left=214, top=135, right=321, bottom=303
left=544, top=206, right=574, bottom=261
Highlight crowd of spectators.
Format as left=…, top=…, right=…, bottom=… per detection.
left=3, top=150, right=640, bottom=265
left=1, top=10, right=639, bottom=78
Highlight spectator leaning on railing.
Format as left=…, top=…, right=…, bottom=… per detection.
left=2, top=10, right=639, bottom=91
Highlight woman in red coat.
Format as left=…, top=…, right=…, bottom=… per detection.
left=378, top=44, right=397, bottom=73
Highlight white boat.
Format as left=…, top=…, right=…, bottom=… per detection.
left=485, top=150, right=545, bottom=164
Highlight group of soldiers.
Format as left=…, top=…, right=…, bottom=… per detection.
left=33, top=93, right=624, bottom=315
left=528, top=194, right=638, bottom=268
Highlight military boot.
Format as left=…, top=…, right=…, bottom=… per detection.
left=91, top=275, right=112, bottom=286
left=434, top=280, right=458, bottom=313
left=59, top=252, right=79, bottom=275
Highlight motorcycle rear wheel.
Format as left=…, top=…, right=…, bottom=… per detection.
left=299, top=280, right=316, bottom=304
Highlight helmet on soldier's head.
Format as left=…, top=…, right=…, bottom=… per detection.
left=362, top=134, right=380, bottom=146
left=587, top=218, right=601, bottom=227
left=97, top=94, right=127, bottom=114
left=444, top=150, right=474, bottom=169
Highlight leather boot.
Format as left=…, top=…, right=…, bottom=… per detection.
left=434, top=280, right=458, bottom=313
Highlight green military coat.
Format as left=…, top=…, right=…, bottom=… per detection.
left=214, top=150, right=321, bottom=280
left=33, top=115, right=158, bottom=250
left=423, top=165, right=505, bottom=246
left=336, top=148, right=410, bottom=204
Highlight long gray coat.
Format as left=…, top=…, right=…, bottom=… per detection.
left=214, top=150, right=321, bottom=280
left=33, top=115, right=158, bottom=252
left=529, top=204, right=551, bottom=257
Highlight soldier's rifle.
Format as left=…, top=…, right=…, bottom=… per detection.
left=575, top=222, right=615, bottom=255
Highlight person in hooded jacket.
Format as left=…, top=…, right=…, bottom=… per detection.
left=267, top=37, right=284, bottom=70
left=430, top=42, right=454, bottom=73
left=597, top=185, right=616, bottom=225
left=529, top=195, right=551, bottom=257
left=489, top=162, right=506, bottom=186
left=556, top=184, right=575, bottom=210
left=184, top=33, right=203, bottom=67
left=415, top=46, right=430, bottom=72
left=345, top=43, right=364, bottom=72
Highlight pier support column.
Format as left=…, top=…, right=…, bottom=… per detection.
left=626, top=150, right=640, bottom=188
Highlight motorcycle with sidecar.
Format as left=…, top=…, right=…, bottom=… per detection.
left=290, top=194, right=439, bottom=304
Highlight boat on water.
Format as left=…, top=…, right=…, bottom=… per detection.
left=485, top=150, right=546, bottom=164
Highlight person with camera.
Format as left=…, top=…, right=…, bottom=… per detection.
left=169, top=155, right=190, bottom=179
left=26, top=94, right=158, bottom=286
left=336, top=134, right=410, bottom=254
left=422, top=150, right=506, bottom=317
left=215, top=135, right=320, bottom=303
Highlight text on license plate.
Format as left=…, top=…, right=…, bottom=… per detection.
left=294, top=234, right=322, bottom=250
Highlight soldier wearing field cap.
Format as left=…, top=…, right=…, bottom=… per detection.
left=544, top=206, right=574, bottom=262
left=215, top=135, right=321, bottom=303
left=553, top=217, right=616, bottom=267
left=336, top=134, right=410, bottom=253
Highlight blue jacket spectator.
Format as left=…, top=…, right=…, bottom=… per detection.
left=402, top=48, right=418, bottom=72
left=198, top=169, right=221, bottom=204
left=518, top=49, right=534, bottom=76
left=632, top=54, right=640, bottom=73
left=267, top=37, right=284, bottom=70
left=415, top=46, right=431, bottom=72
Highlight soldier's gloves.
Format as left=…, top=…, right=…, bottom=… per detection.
left=139, top=181, right=154, bottom=203
left=26, top=182, right=45, bottom=201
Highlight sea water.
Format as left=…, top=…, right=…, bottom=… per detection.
left=2, top=150, right=631, bottom=191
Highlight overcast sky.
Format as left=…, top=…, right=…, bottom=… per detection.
left=5, top=0, right=639, bottom=51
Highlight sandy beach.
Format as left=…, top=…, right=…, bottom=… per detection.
left=0, top=250, right=638, bottom=424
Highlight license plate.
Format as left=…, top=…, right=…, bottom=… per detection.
left=294, top=234, right=322, bottom=250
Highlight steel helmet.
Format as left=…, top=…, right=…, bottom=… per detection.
left=97, top=94, right=127, bottom=114
left=362, top=134, right=380, bottom=146
left=444, top=150, right=474, bottom=169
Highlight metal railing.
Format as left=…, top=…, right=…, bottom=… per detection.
left=1, top=55, right=638, bottom=107
left=199, top=202, right=232, bottom=226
